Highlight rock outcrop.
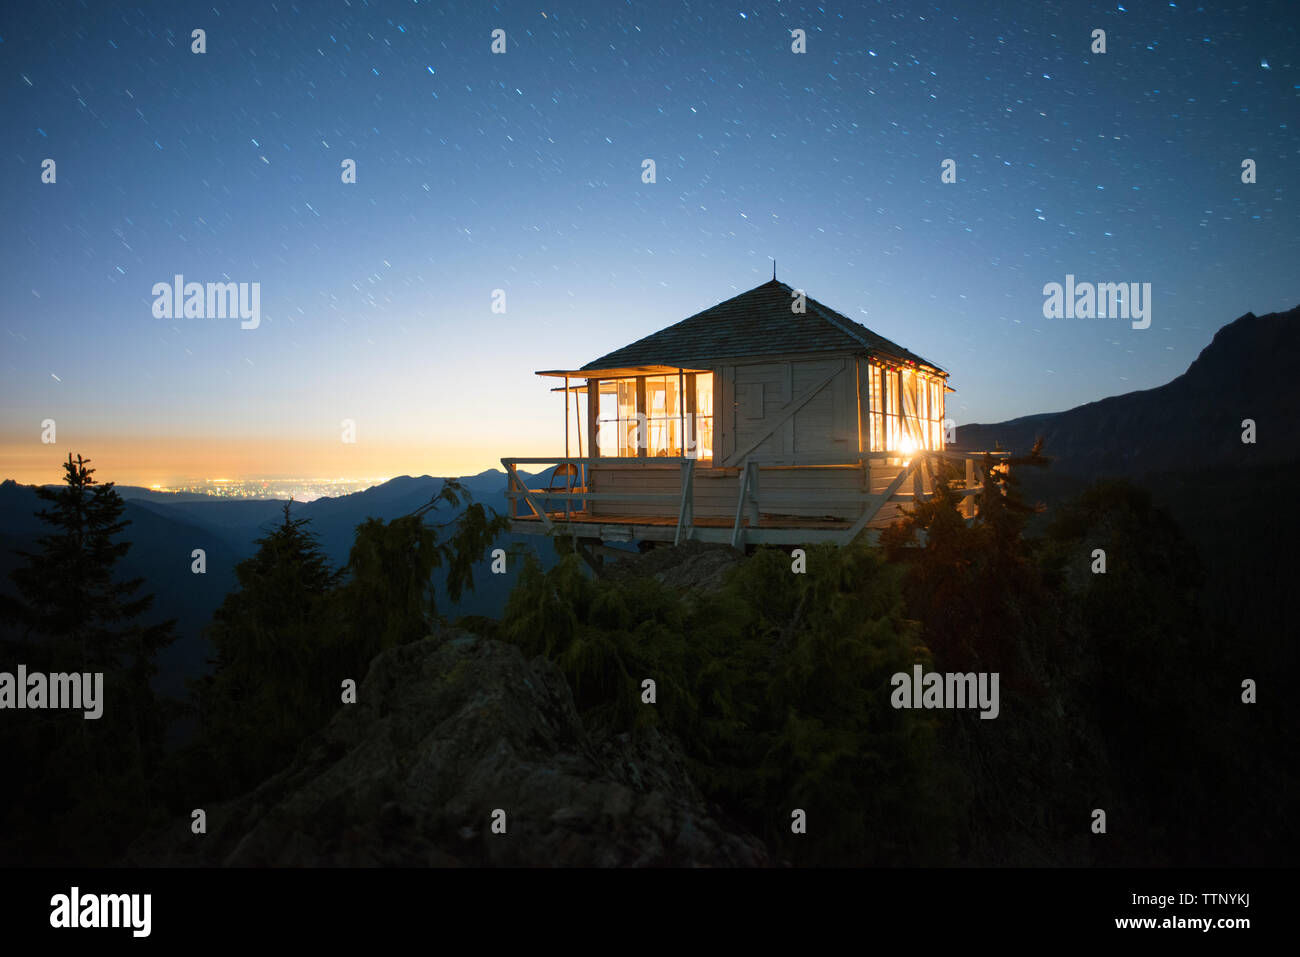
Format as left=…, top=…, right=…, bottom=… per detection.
left=129, top=629, right=769, bottom=866
left=604, top=540, right=747, bottom=595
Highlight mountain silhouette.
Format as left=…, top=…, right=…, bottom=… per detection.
left=0, top=479, right=239, bottom=702
left=954, top=305, right=1300, bottom=476
left=0, top=469, right=559, bottom=708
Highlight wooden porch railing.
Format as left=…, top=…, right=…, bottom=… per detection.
left=501, top=450, right=1007, bottom=548
left=501, top=455, right=691, bottom=529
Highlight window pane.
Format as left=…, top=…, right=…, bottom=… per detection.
left=900, top=370, right=919, bottom=448
left=596, top=381, right=618, bottom=457
left=645, top=375, right=683, bottom=456
left=596, top=379, right=641, bottom=456
left=618, top=380, right=637, bottom=455
left=695, top=372, right=713, bottom=416
left=869, top=365, right=883, bottom=451
left=596, top=372, right=719, bottom=459
left=692, top=373, right=714, bottom=460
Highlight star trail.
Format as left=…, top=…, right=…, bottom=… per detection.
left=1, top=0, right=1295, bottom=484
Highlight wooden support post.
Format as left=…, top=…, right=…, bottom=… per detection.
left=503, top=461, right=517, bottom=518
left=563, top=376, right=571, bottom=521
left=681, top=369, right=691, bottom=457
left=746, top=462, right=760, bottom=529
left=840, top=459, right=914, bottom=545
left=574, top=391, right=584, bottom=514
left=636, top=376, right=647, bottom=458
left=574, top=381, right=584, bottom=458
left=574, top=538, right=603, bottom=575
left=587, top=380, right=598, bottom=495
left=731, top=461, right=752, bottom=548
left=508, top=462, right=551, bottom=529
left=964, top=457, right=976, bottom=519
left=854, top=357, right=864, bottom=454
left=674, top=459, right=695, bottom=546
left=586, top=380, right=598, bottom=457
left=685, top=372, right=698, bottom=459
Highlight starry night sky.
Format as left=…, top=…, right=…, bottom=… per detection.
left=1, top=0, right=1295, bottom=485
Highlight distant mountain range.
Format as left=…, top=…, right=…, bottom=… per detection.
left=953, top=305, right=1300, bottom=475
left=0, top=467, right=559, bottom=701
left=4, top=303, right=1297, bottom=705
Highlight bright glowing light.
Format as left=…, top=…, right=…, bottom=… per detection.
left=898, top=434, right=918, bottom=458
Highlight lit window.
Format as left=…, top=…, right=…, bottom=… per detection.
left=869, top=364, right=884, bottom=451
left=596, top=379, right=638, bottom=457
left=644, top=375, right=682, bottom=456
left=691, top=372, right=714, bottom=460
left=595, top=372, right=715, bottom=460
left=870, top=361, right=945, bottom=452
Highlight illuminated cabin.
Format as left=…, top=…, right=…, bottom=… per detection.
left=503, top=278, right=1001, bottom=550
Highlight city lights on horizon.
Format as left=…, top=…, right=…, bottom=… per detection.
left=134, top=476, right=397, bottom=501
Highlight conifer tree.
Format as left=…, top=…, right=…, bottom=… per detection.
left=336, top=478, right=510, bottom=654
left=192, top=481, right=508, bottom=795
left=2, top=453, right=174, bottom=671
left=0, top=453, right=175, bottom=865
left=194, top=500, right=342, bottom=791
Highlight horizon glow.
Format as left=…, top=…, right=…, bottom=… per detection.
left=2, top=1, right=1295, bottom=486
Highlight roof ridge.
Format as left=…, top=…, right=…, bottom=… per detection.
left=580, top=279, right=782, bottom=362
left=803, top=290, right=940, bottom=371
left=574, top=278, right=945, bottom=374
left=800, top=293, right=872, bottom=351
left=649, top=278, right=776, bottom=332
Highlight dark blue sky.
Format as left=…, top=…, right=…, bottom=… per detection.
left=2, top=0, right=1295, bottom=483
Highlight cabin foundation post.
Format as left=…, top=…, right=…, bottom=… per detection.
left=674, top=459, right=695, bottom=546
left=564, top=375, right=571, bottom=521
left=745, top=461, right=760, bottom=529
left=964, top=457, right=976, bottom=519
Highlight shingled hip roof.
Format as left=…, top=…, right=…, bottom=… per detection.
left=577, top=278, right=945, bottom=375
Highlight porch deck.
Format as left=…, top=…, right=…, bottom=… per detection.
left=509, top=510, right=855, bottom=546
left=503, top=450, right=1006, bottom=548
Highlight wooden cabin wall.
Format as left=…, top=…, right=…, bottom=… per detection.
left=589, top=463, right=877, bottom=521
left=856, top=356, right=869, bottom=452
left=718, top=353, right=858, bottom=466
left=589, top=464, right=732, bottom=519
left=585, top=461, right=910, bottom=523
left=579, top=352, right=927, bottom=525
